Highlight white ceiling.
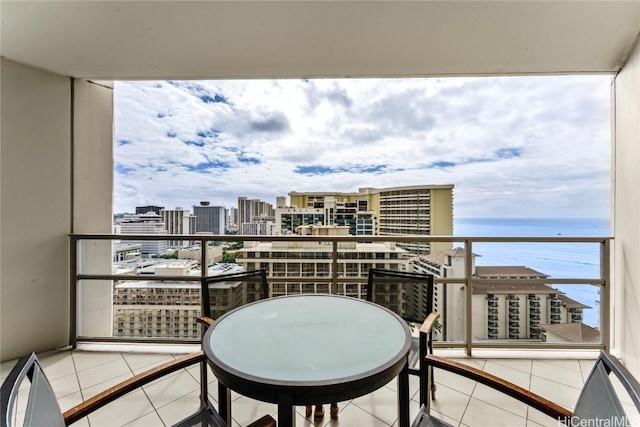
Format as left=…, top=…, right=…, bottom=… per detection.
left=2, top=1, right=639, bottom=80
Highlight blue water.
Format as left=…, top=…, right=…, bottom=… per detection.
left=453, top=218, right=611, bottom=327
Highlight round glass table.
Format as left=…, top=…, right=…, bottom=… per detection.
left=203, top=294, right=412, bottom=427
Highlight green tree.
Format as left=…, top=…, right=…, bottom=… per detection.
left=222, top=253, right=236, bottom=263
left=159, top=251, right=178, bottom=259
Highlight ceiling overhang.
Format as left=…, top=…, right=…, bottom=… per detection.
left=2, top=1, right=640, bottom=80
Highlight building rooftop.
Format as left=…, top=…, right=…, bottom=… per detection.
left=475, top=266, right=549, bottom=279
left=558, top=294, right=592, bottom=309
left=541, top=322, right=600, bottom=343
left=473, top=283, right=560, bottom=295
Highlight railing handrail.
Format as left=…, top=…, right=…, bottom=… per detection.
left=70, top=233, right=612, bottom=243
left=70, top=233, right=613, bottom=354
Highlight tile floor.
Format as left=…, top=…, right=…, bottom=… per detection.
left=1, top=346, right=601, bottom=427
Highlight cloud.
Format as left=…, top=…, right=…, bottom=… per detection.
left=113, top=76, right=611, bottom=219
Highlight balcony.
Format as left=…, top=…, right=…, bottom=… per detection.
left=0, top=347, right=602, bottom=427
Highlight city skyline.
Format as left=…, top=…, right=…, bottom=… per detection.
left=114, top=76, right=611, bottom=218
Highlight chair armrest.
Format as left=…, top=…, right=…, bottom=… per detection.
left=420, top=312, right=440, bottom=334
left=196, top=316, right=215, bottom=327
left=426, top=355, right=573, bottom=422
left=63, top=352, right=206, bottom=425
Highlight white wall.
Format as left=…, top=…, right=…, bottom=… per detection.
left=613, top=39, right=640, bottom=377
left=1, top=59, right=71, bottom=360
left=73, top=79, right=114, bottom=337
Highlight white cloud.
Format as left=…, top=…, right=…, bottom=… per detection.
left=113, top=76, right=611, bottom=218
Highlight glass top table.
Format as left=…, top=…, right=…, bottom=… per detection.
left=203, top=294, right=412, bottom=427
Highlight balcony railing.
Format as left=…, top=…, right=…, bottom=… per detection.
left=70, top=233, right=611, bottom=355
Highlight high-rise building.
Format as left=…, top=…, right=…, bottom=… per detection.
left=275, top=207, right=326, bottom=234
left=119, top=212, right=168, bottom=255
left=135, top=205, right=164, bottom=215
left=289, top=184, right=454, bottom=254
left=409, top=248, right=593, bottom=342
left=112, top=264, right=248, bottom=339
left=193, top=202, right=226, bottom=235
left=237, top=197, right=275, bottom=233
left=228, top=207, right=238, bottom=228
left=236, top=225, right=408, bottom=297
left=160, top=207, right=197, bottom=247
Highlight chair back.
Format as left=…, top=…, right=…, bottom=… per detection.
left=201, top=269, right=269, bottom=319
left=367, top=268, right=434, bottom=325
left=1, top=353, right=65, bottom=427
left=572, top=352, right=640, bottom=426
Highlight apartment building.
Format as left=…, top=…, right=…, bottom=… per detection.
left=136, top=205, right=164, bottom=215
left=118, top=212, right=168, bottom=256
left=236, top=225, right=408, bottom=298
left=289, top=185, right=453, bottom=254
left=160, top=207, right=197, bottom=247
left=193, top=202, right=226, bottom=235
left=241, top=220, right=274, bottom=236
left=237, top=197, right=274, bottom=232
left=409, top=249, right=593, bottom=342
left=112, top=264, right=255, bottom=339
left=275, top=207, right=326, bottom=234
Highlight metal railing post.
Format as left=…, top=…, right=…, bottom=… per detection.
left=332, top=240, right=338, bottom=293
left=465, top=239, right=473, bottom=356
left=601, top=239, right=611, bottom=352
left=69, top=235, right=78, bottom=348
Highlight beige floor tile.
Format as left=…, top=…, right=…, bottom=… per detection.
left=578, top=359, right=596, bottom=380
left=433, top=366, right=478, bottom=396
left=50, top=372, right=81, bottom=398
left=68, top=417, right=91, bottom=427
left=481, top=361, right=531, bottom=389
left=531, top=360, right=584, bottom=389
left=426, top=407, right=460, bottom=427
left=38, top=350, right=78, bottom=380
left=529, top=376, right=580, bottom=410
left=228, top=395, right=278, bottom=427
left=81, top=372, right=132, bottom=399
left=56, top=390, right=85, bottom=413
left=352, top=384, right=400, bottom=426
left=461, top=397, right=527, bottom=427
left=526, top=407, right=568, bottom=427
left=156, top=389, right=205, bottom=425
left=470, top=383, right=528, bottom=418
left=185, top=362, right=216, bottom=384
left=424, top=383, right=470, bottom=423
left=379, top=373, right=422, bottom=405
left=291, top=410, right=320, bottom=427
left=450, top=358, right=487, bottom=370
left=76, top=358, right=133, bottom=389
left=86, top=389, right=155, bottom=427
left=486, top=358, right=532, bottom=375
left=323, top=401, right=394, bottom=426
left=526, top=419, right=551, bottom=427
left=123, top=352, right=175, bottom=374
left=535, top=359, right=582, bottom=373
left=45, top=351, right=614, bottom=427
left=72, top=351, right=125, bottom=372
left=123, top=410, right=165, bottom=426
left=144, top=369, right=200, bottom=408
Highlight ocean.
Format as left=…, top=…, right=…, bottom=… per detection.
left=453, top=218, right=611, bottom=328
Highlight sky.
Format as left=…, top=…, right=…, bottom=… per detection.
left=114, top=76, right=612, bottom=219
